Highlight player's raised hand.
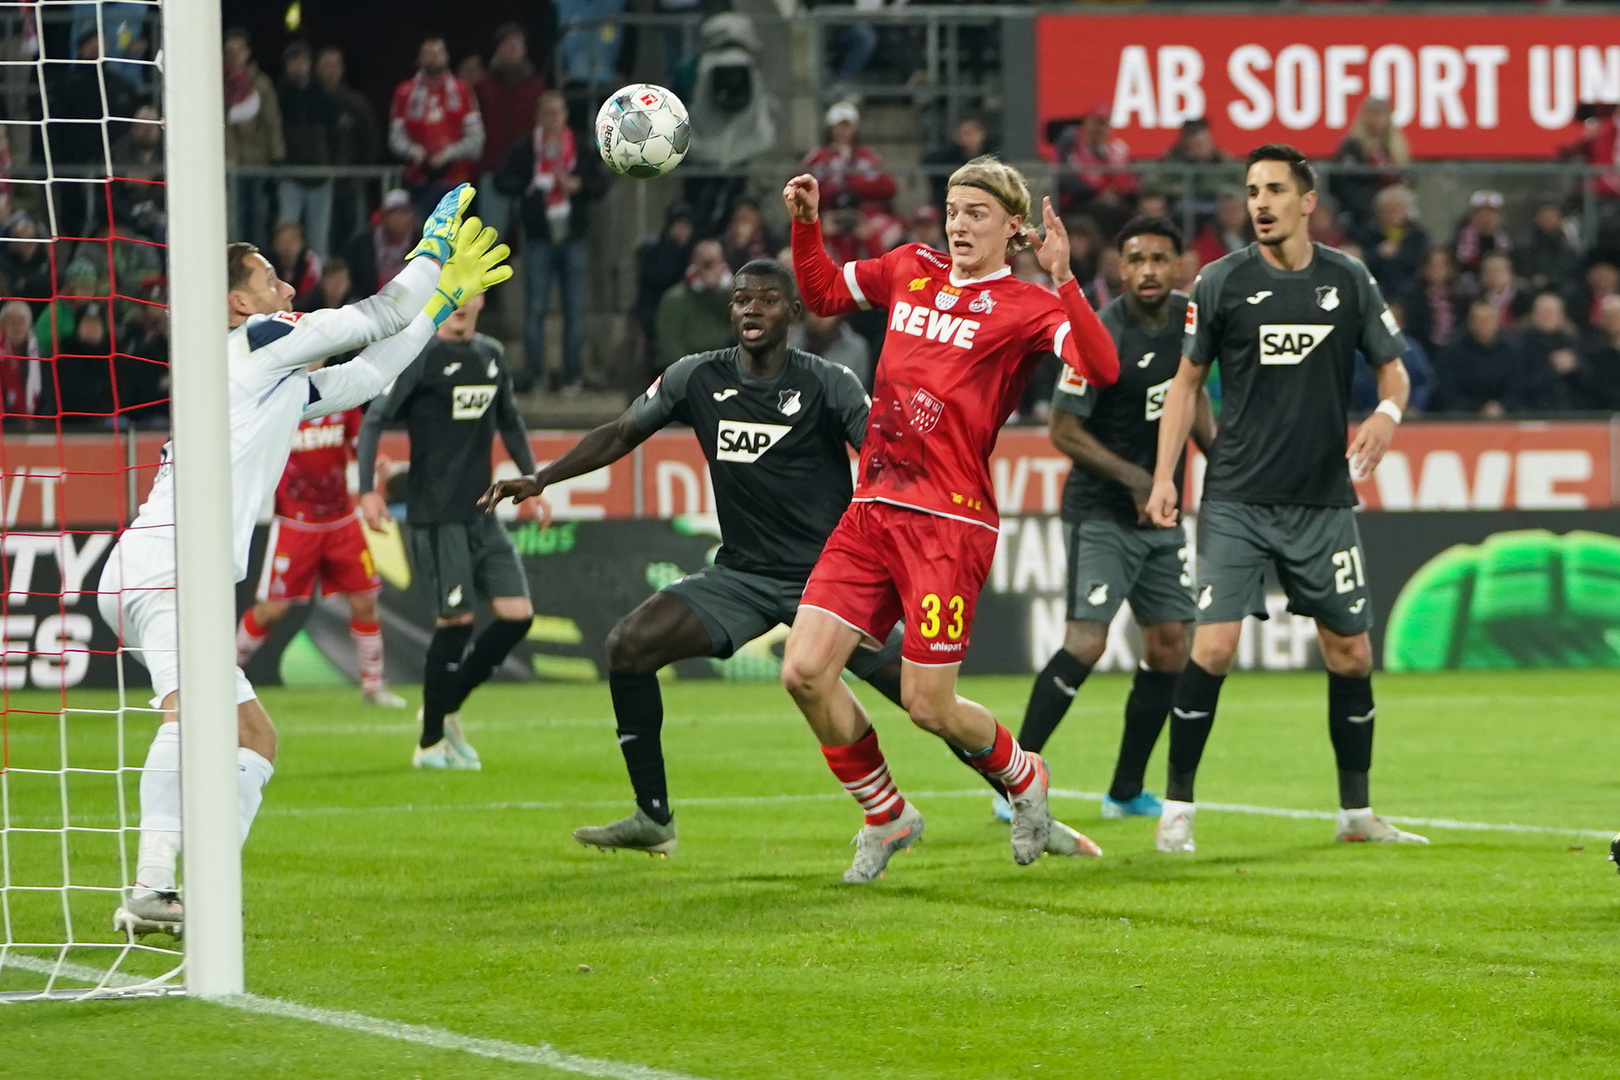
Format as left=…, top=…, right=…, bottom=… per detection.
left=1144, top=476, right=1180, bottom=528
left=425, top=217, right=513, bottom=326
left=1347, top=411, right=1397, bottom=481
left=409, top=182, right=474, bottom=264
left=480, top=475, right=543, bottom=512
left=358, top=490, right=392, bottom=532
left=782, top=174, right=820, bottom=224
left=1030, top=197, right=1074, bottom=286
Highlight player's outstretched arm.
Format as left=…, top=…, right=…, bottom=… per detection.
left=1144, top=357, right=1205, bottom=527
left=481, top=410, right=652, bottom=509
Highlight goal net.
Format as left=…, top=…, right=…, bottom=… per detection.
left=0, top=0, right=221, bottom=1001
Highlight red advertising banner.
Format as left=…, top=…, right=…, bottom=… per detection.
left=1035, top=12, right=1620, bottom=160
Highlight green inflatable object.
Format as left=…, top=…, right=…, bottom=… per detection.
left=1384, top=530, right=1620, bottom=671
left=278, top=629, right=352, bottom=688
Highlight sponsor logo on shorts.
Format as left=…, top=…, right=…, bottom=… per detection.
left=1144, top=377, right=1172, bottom=421
left=927, top=640, right=964, bottom=653
left=1259, top=324, right=1334, bottom=366
left=1086, top=582, right=1109, bottom=606
left=1197, top=584, right=1213, bottom=610
left=451, top=384, right=497, bottom=420
left=447, top=585, right=463, bottom=608
left=716, top=419, right=793, bottom=463
left=1349, top=597, right=1367, bottom=614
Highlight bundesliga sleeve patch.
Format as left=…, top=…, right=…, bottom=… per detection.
left=1184, top=298, right=1198, bottom=335
left=1057, top=365, right=1088, bottom=396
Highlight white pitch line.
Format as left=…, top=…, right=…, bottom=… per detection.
left=3, top=955, right=713, bottom=1080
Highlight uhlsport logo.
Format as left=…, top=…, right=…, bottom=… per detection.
left=451, top=384, right=497, bottom=419
left=1259, top=324, right=1334, bottom=365
left=716, top=420, right=792, bottom=463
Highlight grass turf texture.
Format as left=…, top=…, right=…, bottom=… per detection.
left=3, top=671, right=1619, bottom=1078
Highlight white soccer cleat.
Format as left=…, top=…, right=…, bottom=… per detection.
left=443, top=712, right=480, bottom=765
left=1336, top=808, right=1429, bottom=845
left=113, top=890, right=183, bottom=937
left=1008, top=756, right=1052, bottom=866
left=363, top=687, right=408, bottom=708
left=412, top=739, right=480, bottom=770
left=1046, top=818, right=1103, bottom=858
left=1155, top=799, right=1197, bottom=853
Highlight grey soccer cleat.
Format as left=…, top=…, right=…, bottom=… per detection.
left=442, top=712, right=480, bottom=765
left=1008, top=756, right=1052, bottom=865
left=412, top=739, right=479, bottom=770
left=113, top=891, right=183, bottom=937
left=573, top=809, right=678, bottom=856
left=363, top=687, right=408, bottom=708
left=844, top=801, right=925, bottom=884
left=1156, top=800, right=1197, bottom=853
left=1047, top=818, right=1103, bottom=858
left=1335, top=809, right=1429, bottom=844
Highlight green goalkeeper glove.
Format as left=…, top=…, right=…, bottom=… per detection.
left=424, top=216, right=513, bottom=327
left=408, top=182, right=474, bottom=264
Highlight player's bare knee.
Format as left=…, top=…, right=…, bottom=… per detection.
left=348, top=591, right=379, bottom=621
left=436, top=613, right=475, bottom=629
left=605, top=619, right=657, bottom=674
left=237, top=701, right=277, bottom=762
left=1062, top=621, right=1108, bottom=667
left=781, top=651, right=837, bottom=704
left=1191, top=622, right=1240, bottom=675
left=1142, top=622, right=1191, bottom=672
left=492, top=596, right=533, bottom=621
left=1320, top=630, right=1372, bottom=677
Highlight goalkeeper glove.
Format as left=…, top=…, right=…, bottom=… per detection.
left=424, top=217, right=514, bottom=327
left=408, top=182, right=474, bottom=264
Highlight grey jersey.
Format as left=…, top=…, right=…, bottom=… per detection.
left=630, top=347, right=870, bottom=581
left=1184, top=243, right=1403, bottom=507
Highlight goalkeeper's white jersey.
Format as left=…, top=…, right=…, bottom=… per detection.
left=110, top=258, right=441, bottom=589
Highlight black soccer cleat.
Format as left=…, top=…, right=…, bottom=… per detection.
left=1610, top=832, right=1620, bottom=876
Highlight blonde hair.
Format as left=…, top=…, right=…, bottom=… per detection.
left=946, top=155, right=1033, bottom=256
left=1351, top=97, right=1410, bottom=166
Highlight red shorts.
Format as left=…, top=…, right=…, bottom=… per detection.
left=255, top=513, right=381, bottom=602
left=800, top=500, right=998, bottom=665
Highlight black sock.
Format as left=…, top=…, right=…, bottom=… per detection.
left=1109, top=666, right=1178, bottom=802
left=421, top=624, right=474, bottom=747
left=447, top=617, right=533, bottom=713
left=1018, top=648, right=1092, bottom=754
left=610, top=671, right=671, bottom=825
left=860, top=668, right=904, bottom=712
left=1328, top=672, right=1375, bottom=809
left=1165, top=659, right=1224, bottom=802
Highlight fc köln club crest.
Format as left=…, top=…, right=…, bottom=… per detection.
left=969, top=290, right=995, bottom=314
left=934, top=285, right=962, bottom=311
left=910, top=388, right=945, bottom=433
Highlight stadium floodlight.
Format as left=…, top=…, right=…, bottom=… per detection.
left=0, top=0, right=240, bottom=1002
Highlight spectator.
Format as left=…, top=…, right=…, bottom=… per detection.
left=1194, top=191, right=1249, bottom=267
left=1432, top=299, right=1532, bottom=417
left=1518, top=201, right=1580, bottom=295
left=0, top=299, right=49, bottom=425
left=495, top=90, right=606, bottom=393
left=1519, top=291, right=1582, bottom=411
left=1064, top=214, right=1104, bottom=284
left=1568, top=294, right=1620, bottom=410
left=821, top=190, right=890, bottom=265
left=1563, top=255, right=1620, bottom=334
left=1453, top=190, right=1512, bottom=280
left=69, top=3, right=152, bottom=93
left=301, top=256, right=357, bottom=312
left=1352, top=297, right=1433, bottom=414
left=1, top=215, right=55, bottom=303
left=34, top=260, right=101, bottom=354
left=47, top=28, right=135, bottom=237
left=634, top=201, right=696, bottom=363
left=720, top=197, right=777, bottom=271
left=269, top=221, right=322, bottom=308
left=655, top=239, right=732, bottom=370
left=1308, top=197, right=1345, bottom=248
left=1159, top=117, right=1236, bottom=224
left=1358, top=185, right=1427, bottom=298
left=921, top=114, right=989, bottom=208
left=316, top=47, right=383, bottom=246
left=115, top=289, right=170, bottom=426
left=223, top=27, right=284, bottom=250
left=905, top=204, right=944, bottom=251
left=801, top=101, right=900, bottom=249
left=275, top=41, right=336, bottom=257
left=56, top=302, right=113, bottom=427
left=1563, top=103, right=1620, bottom=211
left=822, top=1, right=879, bottom=83
left=558, top=0, right=627, bottom=90
left=1468, top=251, right=1530, bottom=331
left=1175, top=248, right=1201, bottom=291
left=1330, top=96, right=1408, bottom=231
left=1402, top=246, right=1464, bottom=356
left=338, top=188, right=417, bottom=297
left=789, top=309, right=872, bottom=388
left=1055, top=106, right=1138, bottom=233
left=389, top=34, right=485, bottom=221
left=1086, top=246, right=1121, bottom=309
left=1010, top=248, right=1051, bottom=289
left=110, top=103, right=166, bottom=240
left=473, top=23, right=547, bottom=242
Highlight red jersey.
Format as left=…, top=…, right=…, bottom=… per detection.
left=275, top=408, right=361, bottom=524
left=792, top=221, right=1119, bottom=531
left=390, top=73, right=480, bottom=187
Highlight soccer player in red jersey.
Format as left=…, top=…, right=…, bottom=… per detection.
left=779, top=156, right=1120, bottom=882
left=235, top=395, right=407, bottom=708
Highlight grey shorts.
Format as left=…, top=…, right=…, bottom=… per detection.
left=1066, top=518, right=1196, bottom=626
left=405, top=518, right=530, bottom=619
left=665, top=564, right=902, bottom=675
left=1195, top=500, right=1373, bottom=636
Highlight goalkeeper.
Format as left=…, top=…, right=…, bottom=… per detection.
left=98, top=185, right=511, bottom=936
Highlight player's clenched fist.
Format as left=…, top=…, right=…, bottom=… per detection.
left=1144, top=477, right=1180, bottom=528
left=782, top=174, right=820, bottom=224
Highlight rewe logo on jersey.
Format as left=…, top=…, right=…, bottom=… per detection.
left=1144, top=377, right=1173, bottom=420
left=451, top=384, right=497, bottom=419
left=1259, top=324, right=1334, bottom=365
left=291, top=418, right=348, bottom=451
left=716, top=420, right=792, bottom=463
left=887, top=300, right=980, bottom=350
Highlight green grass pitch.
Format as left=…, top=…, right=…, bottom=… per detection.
left=3, top=670, right=1619, bottom=1078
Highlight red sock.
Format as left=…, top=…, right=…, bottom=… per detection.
left=236, top=610, right=267, bottom=667
left=350, top=617, right=384, bottom=693
left=970, top=723, right=1039, bottom=796
left=821, top=729, right=907, bottom=825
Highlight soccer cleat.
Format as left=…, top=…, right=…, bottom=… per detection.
left=1610, top=832, right=1620, bottom=875
left=1008, top=756, right=1052, bottom=866
left=113, top=891, right=182, bottom=937
left=442, top=712, right=480, bottom=765
left=573, top=809, right=678, bottom=857
left=1156, top=799, right=1197, bottom=853
left=363, top=687, right=408, bottom=709
left=1102, top=790, right=1164, bottom=819
left=1047, top=818, right=1103, bottom=858
left=1335, top=809, right=1429, bottom=845
left=412, top=739, right=479, bottom=770
left=844, top=801, right=925, bottom=884
left=991, top=793, right=1012, bottom=823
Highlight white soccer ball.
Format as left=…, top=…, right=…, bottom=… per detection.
left=595, top=83, right=691, bottom=179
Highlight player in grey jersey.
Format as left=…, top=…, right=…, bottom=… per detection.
left=485, top=260, right=1100, bottom=859
left=1145, top=144, right=1427, bottom=852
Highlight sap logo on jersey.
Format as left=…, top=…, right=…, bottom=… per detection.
left=1259, top=324, right=1334, bottom=365
left=716, top=420, right=792, bottom=463
left=1144, top=377, right=1173, bottom=420
left=451, top=384, right=497, bottom=419
left=887, top=301, right=980, bottom=349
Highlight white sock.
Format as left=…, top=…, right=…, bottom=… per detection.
left=133, top=723, right=182, bottom=898
left=237, top=747, right=274, bottom=844
left=1161, top=798, right=1197, bottom=815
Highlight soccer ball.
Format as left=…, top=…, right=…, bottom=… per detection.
left=595, top=84, right=691, bottom=179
